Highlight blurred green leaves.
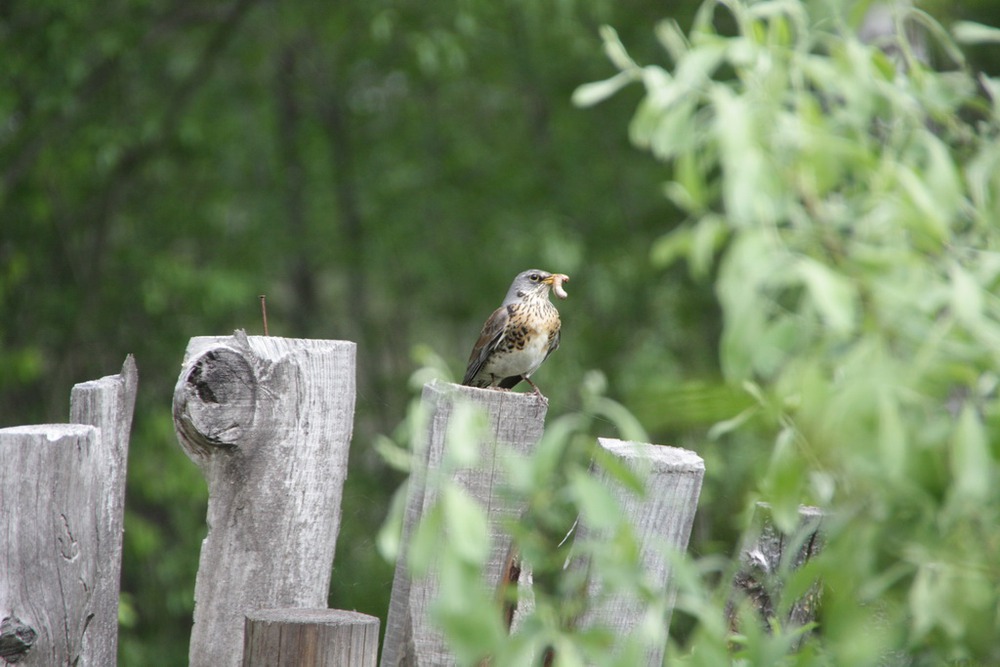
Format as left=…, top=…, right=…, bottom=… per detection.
left=579, top=0, right=1000, bottom=663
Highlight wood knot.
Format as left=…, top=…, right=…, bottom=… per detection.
left=174, top=346, right=257, bottom=458
left=0, top=616, right=38, bottom=663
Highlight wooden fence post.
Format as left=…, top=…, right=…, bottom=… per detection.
left=727, top=503, right=824, bottom=644
left=173, top=332, right=356, bottom=667
left=573, top=438, right=705, bottom=666
left=0, top=357, right=138, bottom=666
left=380, top=381, right=548, bottom=667
left=243, top=608, right=379, bottom=667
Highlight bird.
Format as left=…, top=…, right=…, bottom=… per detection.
left=462, top=269, right=569, bottom=395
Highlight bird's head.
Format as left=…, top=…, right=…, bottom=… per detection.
left=504, top=269, right=570, bottom=304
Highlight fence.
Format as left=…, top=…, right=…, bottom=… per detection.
left=0, top=332, right=821, bottom=666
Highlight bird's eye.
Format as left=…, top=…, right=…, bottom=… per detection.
left=529, top=273, right=540, bottom=282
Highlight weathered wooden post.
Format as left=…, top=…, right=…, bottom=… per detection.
left=173, top=332, right=356, bottom=667
left=572, top=438, right=705, bottom=666
left=380, top=381, right=549, bottom=667
left=0, top=357, right=138, bottom=666
left=243, top=608, right=379, bottom=667
left=727, top=503, right=824, bottom=644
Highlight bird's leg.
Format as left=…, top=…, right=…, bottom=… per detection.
left=522, top=376, right=542, bottom=396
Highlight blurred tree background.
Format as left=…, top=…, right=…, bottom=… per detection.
left=2, top=0, right=999, bottom=664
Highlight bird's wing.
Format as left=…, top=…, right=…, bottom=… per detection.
left=544, top=327, right=560, bottom=361
left=462, top=305, right=510, bottom=385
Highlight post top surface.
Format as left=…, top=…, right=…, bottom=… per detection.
left=597, top=437, right=705, bottom=472
left=246, top=608, right=380, bottom=626
left=0, top=423, right=96, bottom=440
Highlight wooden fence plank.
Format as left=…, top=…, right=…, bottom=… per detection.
left=380, top=381, right=548, bottom=667
left=0, top=425, right=100, bottom=666
left=70, top=355, right=139, bottom=664
left=243, top=608, right=379, bottom=667
left=173, top=332, right=356, bottom=667
left=1, top=358, right=137, bottom=667
left=727, top=502, right=824, bottom=644
left=573, top=438, right=705, bottom=666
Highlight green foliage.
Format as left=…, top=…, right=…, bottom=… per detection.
left=578, top=0, right=1000, bottom=663
left=8, top=0, right=1000, bottom=662
left=391, top=373, right=667, bottom=666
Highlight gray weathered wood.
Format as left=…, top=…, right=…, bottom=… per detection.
left=242, top=608, right=379, bottom=667
left=380, top=381, right=548, bottom=667
left=70, top=355, right=139, bottom=664
left=1, top=425, right=101, bottom=666
left=574, top=438, right=705, bottom=666
left=173, top=332, right=357, bottom=667
left=727, top=502, right=824, bottom=644
left=0, top=358, right=138, bottom=667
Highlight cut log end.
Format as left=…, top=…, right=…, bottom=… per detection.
left=174, top=347, right=257, bottom=458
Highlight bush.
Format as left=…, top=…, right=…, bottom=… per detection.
left=577, top=0, right=1000, bottom=664
left=398, top=2, right=1000, bottom=665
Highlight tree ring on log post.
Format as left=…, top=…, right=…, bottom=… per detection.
left=175, top=346, right=257, bottom=458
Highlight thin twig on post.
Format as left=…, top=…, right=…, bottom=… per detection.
left=173, top=331, right=356, bottom=667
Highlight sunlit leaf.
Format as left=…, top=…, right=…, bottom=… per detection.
left=445, top=401, right=486, bottom=468
left=949, top=404, right=992, bottom=503
left=570, top=469, right=622, bottom=531
left=572, top=71, right=635, bottom=108
left=600, top=24, right=637, bottom=70
left=949, top=263, right=984, bottom=330
left=953, top=20, right=1000, bottom=45
left=442, top=484, right=491, bottom=564
left=655, top=19, right=690, bottom=62
left=764, top=427, right=804, bottom=533
left=650, top=227, right=692, bottom=269
left=409, top=504, right=443, bottom=577
left=796, top=258, right=857, bottom=336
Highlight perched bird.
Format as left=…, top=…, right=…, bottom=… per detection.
left=462, top=269, right=569, bottom=394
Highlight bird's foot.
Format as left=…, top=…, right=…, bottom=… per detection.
left=523, top=376, right=544, bottom=397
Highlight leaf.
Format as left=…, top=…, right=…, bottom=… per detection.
left=650, top=227, right=692, bottom=270
left=570, top=469, right=622, bottom=531
left=408, top=505, right=443, bottom=577
left=649, top=97, right=699, bottom=160
left=572, top=71, right=635, bottom=108
left=896, top=164, right=949, bottom=244
left=591, top=396, right=650, bottom=443
left=952, top=20, right=1000, bottom=45
left=796, top=258, right=858, bottom=336
left=376, top=481, right=409, bottom=561
left=712, top=87, right=780, bottom=226
left=655, top=19, right=689, bottom=62
left=877, top=390, right=907, bottom=482
left=909, top=563, right=940, bottom=640
left=765, top=427, right=804, bottom=533
left=445, top=401, right=485, bottom=468
left=690, top=214, right=729, bottom=279
left=949, top=263, right=983, bottom=329
left=373, top=434, right=412, bottom=472
left=707, top=405, right=759, bottom=440
left=442, top=484, right=491, bottom=564
left=949, top=404, right=991, bottom=503
left=600, top=25, right=637, bottom=70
